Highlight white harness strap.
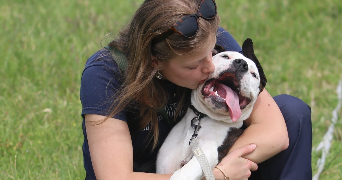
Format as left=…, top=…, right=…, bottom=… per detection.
left=190, top=139, right=215, bottom=180
left=189, top=105, right=215, bottom=180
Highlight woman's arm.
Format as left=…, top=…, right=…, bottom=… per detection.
left=85, top=114, right=172, bottom=180
left=227, top=89, right=289, bottom=164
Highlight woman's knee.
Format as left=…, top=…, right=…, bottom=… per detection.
left=273, top=94, right=311, bottom=121
left=273, top=94, right=312, bottom=147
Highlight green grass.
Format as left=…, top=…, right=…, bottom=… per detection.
left=1, top=0, right=341, bottom=179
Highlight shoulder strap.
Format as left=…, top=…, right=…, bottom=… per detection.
left=104, top=46, right=128, bottom=72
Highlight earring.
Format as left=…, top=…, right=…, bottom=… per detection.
left=156, top=71, right=162, bottom=79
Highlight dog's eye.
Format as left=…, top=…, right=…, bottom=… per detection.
left=221, top=54, right=229, bottom=59
left=251, top=72, right=258, bottom=79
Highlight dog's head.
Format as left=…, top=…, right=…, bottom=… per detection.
left=191, top=38, right=267, bottom=123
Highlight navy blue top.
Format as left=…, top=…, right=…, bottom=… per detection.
left=80, top=27, right=242, bottom=178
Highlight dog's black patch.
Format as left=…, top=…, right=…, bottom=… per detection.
left=212, top=44, right=226, bottom=56
left=242, top=38, right=267, bottom=93
left=217, top=128, right=244, bottom=163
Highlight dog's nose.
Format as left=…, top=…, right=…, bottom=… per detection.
left=234, top=59, right=248, bottom=72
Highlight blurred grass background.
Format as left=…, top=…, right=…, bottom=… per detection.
left=1, top=0, right=341, bottom=179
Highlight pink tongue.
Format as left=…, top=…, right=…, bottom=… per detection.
left=219, top=84, right=241, bottom=122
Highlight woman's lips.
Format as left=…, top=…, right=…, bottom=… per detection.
left=199, top=77, right=208, bottom=84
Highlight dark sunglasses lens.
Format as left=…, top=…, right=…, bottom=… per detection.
left=199, top=0, right=216, bottom=19
left=175, top=16, right=198, bottom=38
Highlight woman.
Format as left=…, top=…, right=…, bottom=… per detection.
left=80, top=0, right=312, bottom=179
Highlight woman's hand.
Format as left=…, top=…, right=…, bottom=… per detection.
left=213, top=144, right=258, bottom=180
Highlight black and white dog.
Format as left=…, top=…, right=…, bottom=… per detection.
left=156, top=38, right=267, bottom=180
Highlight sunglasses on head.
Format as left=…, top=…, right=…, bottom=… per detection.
left=152, top=0, right=217, bottom=45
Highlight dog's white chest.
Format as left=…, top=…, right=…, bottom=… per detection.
left=156, top=108, right=243, bottom=179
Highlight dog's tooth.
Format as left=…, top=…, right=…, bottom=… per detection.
left=210, top=87, right=214, bottom=92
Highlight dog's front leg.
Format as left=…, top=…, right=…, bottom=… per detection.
left=170, top=156, right=203, bottom=180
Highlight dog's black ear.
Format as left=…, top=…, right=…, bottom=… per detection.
left=242, top=38, right=267, bottom=93
left=212, top=44, right=226, bottom=56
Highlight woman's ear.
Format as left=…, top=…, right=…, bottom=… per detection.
left=151, top=56, right=161, bottom=69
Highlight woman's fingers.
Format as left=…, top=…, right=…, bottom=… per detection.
left=215, top=144, right=258, bottom=180
left=234, top=145, right=258, bottom=172
left=248, top=159, right=258, bottom=171
left=232, top=144, right=257, bottom=158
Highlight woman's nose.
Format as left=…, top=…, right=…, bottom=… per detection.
left=202, top=56, right=215, bottom=74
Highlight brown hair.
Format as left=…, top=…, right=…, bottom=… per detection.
left=108, top=0, right=220, bottom=149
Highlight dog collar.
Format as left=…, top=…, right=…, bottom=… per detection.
left=189, top=105, right=207, bottom=145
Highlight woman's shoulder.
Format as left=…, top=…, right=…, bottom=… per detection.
left=84, top=48, right=119, bottom=71
left=80, top=48, right=126, bottom=119
left=216, top=27, right=242, bottom=53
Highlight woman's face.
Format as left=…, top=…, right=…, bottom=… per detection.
left=160, top=35, right=216, bottom=90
